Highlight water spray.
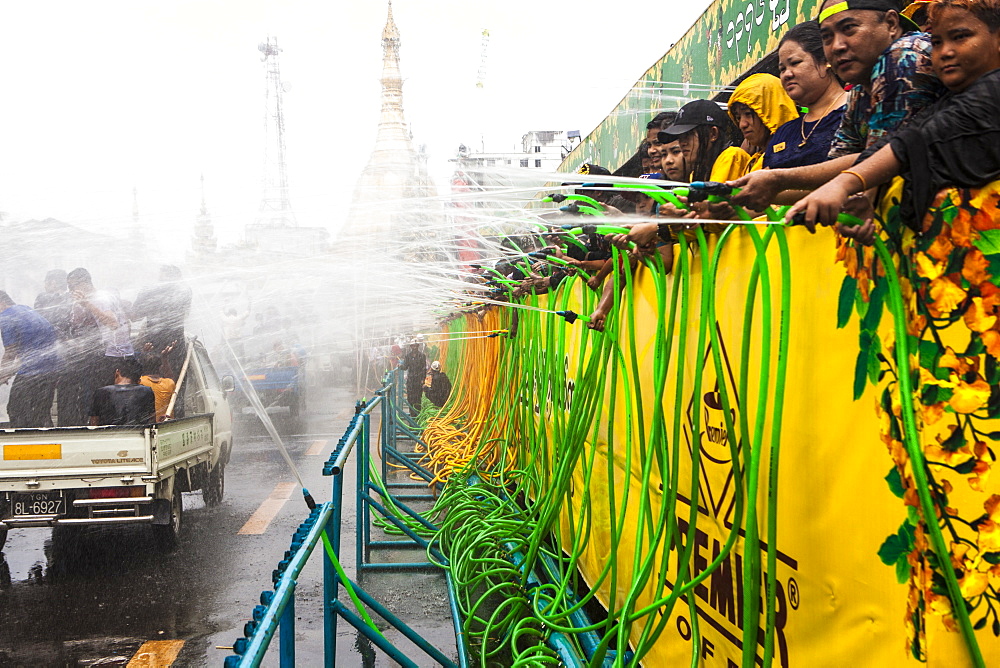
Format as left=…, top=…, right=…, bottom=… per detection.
left=223, top=339, right=316, bottom=509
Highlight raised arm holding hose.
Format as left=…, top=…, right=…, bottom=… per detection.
left=787, top=2, right=1000, bottom=238
left=585, top=219, right=675, bottom=331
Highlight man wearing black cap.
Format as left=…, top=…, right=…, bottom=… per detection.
left=728, top=0, right=946, bottom=213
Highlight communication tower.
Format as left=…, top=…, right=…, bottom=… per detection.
left=255, top=36, right=296, bottom=228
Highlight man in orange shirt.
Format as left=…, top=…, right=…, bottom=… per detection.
left=138, top=341, right=176, bottom=421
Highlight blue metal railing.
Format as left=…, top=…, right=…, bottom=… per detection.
left=357, top=371, right=446, bottom=571
left=225, top=503, right=333, bottom=666
left=221, top=381, right=466, bottom=667
left=222, top=368, right=618, bottom=667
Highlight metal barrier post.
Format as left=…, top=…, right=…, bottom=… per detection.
left=380, top=371, right=395, bottom=498
left=227, top=503, right=333, bottom=668
left=323, top=506, right=336, bottom=667
left=356, top=410, right=366, bottom=571
left=324, top=464, right=343, bottom=666
left=359, top=410, right=374, bottom=571
left=279, top=592, right=295, bottom=667
left=331, top=601, right=421, bottom=668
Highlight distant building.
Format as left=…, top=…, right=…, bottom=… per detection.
left=448, top=130, right=581, bottom=197
left=339, top=1, right=449, bottom=387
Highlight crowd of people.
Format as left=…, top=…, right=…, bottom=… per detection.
left=0, top=265, right=191, bottom=428
left=455, top=0, right=1000, bottom=331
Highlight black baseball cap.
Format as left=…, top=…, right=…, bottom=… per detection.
left=818, top=0, right=921, bottom=31
left=658, top=100, right=729, bottom=142
left=575, top=163, right=612, bottom=176
left=561, top=163, right=613, bottom=188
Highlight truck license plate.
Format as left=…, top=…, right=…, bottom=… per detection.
left=11, top=491, right=66, bottom=516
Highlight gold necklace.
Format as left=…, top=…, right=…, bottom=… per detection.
left=798, top=93, right=845, bottom=148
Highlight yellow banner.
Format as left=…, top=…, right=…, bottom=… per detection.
left=530, top=221, right=998, bottom=666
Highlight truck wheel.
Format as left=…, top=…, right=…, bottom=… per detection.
left=203, top=462, right=225, bottom=507
left=154, top=484, right=183, bottom=551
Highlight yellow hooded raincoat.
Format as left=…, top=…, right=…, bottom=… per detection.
left=727, top=73, right=799, bottom=174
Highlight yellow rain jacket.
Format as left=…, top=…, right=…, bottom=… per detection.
left=709, top=146, right=751, bottom=182
left=727, top=73, right=799, bottom=174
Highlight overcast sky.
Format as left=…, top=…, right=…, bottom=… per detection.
left=0, top=1, right=706, bottom=258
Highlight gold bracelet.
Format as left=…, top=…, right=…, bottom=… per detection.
left=840, top=169, right=868, bottom=193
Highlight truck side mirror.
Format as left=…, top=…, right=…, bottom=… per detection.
left=221, top=375, right=236, bottom=394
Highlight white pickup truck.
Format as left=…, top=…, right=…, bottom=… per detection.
left=0, top=338, right=233, bottom=550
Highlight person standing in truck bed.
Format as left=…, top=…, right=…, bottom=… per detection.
left=65, top=268, right=134, bottom=426
left=0, top=290, right=59, bottom=428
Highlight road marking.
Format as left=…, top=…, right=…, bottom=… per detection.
left=305, top=439, right=328, bottom=456
left=127, top=640, right=184, bottom=667
left=238, top=482, right=298, bottom=535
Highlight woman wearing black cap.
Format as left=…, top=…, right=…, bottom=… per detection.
left=659, top=99, right=749, bottom=183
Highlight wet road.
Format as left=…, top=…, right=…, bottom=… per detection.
left=0, top=385, right=457, bottom=667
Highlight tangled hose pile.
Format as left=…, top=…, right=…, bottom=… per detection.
left=418, top=310, right=516, bottom=485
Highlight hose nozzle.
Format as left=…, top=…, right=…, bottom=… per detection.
left=556, top=310, right=590, bottom=324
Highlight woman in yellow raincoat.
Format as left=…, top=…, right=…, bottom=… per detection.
left=727, top=73, right=800, bottom=175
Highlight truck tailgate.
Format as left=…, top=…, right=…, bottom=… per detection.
left=151, top=415, right=214, bottom=470
left=0, top=426, right=151, bottom=481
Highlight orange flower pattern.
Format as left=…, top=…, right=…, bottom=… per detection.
left=842, top=180, right=1000, bottom=660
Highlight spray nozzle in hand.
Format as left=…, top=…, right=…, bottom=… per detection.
left=787, top=209, right=874, bottom=243
left=787, top=211, right=865, bottom=228
left=685, top=181, right=738, bottom=204
left=555, top=310, right=590, bottom=325
left=690, top=181, right=738, bottom=196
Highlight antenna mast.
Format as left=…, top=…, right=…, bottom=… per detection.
left=475, top=29, right=490, bottom=89
left=256, top=36, right=296, bottom=227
